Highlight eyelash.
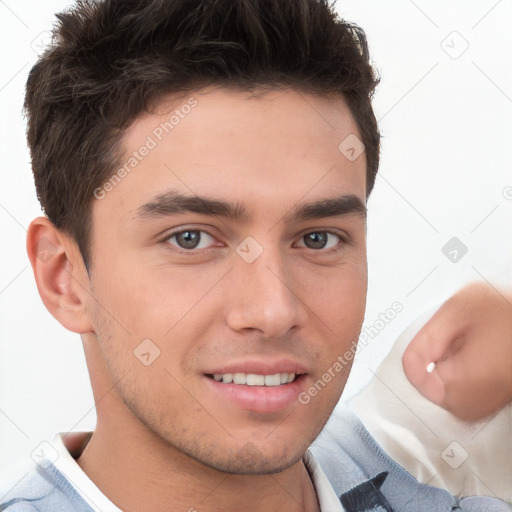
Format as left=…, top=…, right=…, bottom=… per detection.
left=162, top=228, right=348, bottom=255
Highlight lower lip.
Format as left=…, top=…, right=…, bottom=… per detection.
left=204, top=375, right=307, bottom=414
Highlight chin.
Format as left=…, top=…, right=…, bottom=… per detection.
left=196, top=442, right=305, bottom=475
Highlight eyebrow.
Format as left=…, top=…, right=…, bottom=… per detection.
left=134, top=190, right=366, bottom=223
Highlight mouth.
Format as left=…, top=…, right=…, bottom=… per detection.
left=206, top=372, right=298, bottom=387
left=204, top=370, right=308, bottom=413
left=203, top=359, right=309, bottom=413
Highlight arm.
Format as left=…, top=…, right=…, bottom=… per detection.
left=402, top=282, right=512, bottom=422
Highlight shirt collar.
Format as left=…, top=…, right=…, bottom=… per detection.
left=53, top=432, right=343, bottom=512
left=304, top=449, right=346, bottom=512
left=52, top=433, right=122, bottom=512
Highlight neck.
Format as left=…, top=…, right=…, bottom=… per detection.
left=77, top=408, right=319, bottom=512
left=76, top=337, right=320, bottom=512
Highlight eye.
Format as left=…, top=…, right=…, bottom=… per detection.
left=165, top=229, right=217, bottom=251
left=162, top=229, right=345, bottom=253
left=296, top=231, right=344, bottom=251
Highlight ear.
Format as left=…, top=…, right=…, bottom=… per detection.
left=26, top=217, right=94, bottom=334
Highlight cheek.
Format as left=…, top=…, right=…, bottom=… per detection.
left=301, top=258, right=367, bottom=333
left=90, top=257, right=204, bottom=331
left=305, top=263, right=367, bottom=388
left=87, top=262, right=225, bottom=378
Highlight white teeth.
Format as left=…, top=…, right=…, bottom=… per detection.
left=247, top=374, right=265, bottom=386
left=233, top=373, right=246, bottom=385
left=211, top=372, right=296, bottom=386
left=264, top=374, right=281, bottom=386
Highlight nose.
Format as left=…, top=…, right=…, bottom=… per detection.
left=224, top=245, right=307, bottom=339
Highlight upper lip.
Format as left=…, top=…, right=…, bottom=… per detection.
left=205, top=359, right=308, bottom=376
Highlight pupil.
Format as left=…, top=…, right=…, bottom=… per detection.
left=177, top=230, right=200, bottom=249
left=305, top=232, right=327, bottom=249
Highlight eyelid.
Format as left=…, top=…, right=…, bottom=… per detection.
left=161, top=226, right=349, bottom=256
left=163, top=227, right=221, bottom=252
left=293, top=229, right=348, bottom=251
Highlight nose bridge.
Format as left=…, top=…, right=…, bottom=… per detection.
left=225, top=239, right=305, bottom=337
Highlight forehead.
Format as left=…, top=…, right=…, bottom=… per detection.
left=97, top=87, right=367, bottom=222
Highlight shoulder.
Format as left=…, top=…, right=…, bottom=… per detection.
left=0, top=461, right=91, bottom=512
left=311, top=403, right=457, bottom=511
left=311, top=404, right=512, bottom=511
left=0, top=464, right=54, bottom=512
left=0, top=503, right=41, bottom=511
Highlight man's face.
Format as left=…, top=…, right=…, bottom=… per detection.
left=85, top=87, right=367, bottom=474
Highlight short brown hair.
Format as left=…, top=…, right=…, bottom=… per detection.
left=24, top=0, right=380, bottom=271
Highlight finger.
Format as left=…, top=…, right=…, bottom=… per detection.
left=402, top=344, right=445, bottom=406
left=405, top=299, right=465, bottom=367
left=402, top=298, right=468, bottom=405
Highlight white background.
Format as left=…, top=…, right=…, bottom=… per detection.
left=1, top=0, right=511, bottom=483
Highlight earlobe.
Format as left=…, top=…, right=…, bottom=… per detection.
left=26, top=217, right=94, bottom=334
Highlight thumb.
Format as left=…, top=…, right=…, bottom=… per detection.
left=402, top=301, right=465, bottom=406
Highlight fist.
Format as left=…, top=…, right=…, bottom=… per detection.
left=403, top=282, right=512, bottom=422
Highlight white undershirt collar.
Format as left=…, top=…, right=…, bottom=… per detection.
left=52, top=433, right=344, bottom=512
